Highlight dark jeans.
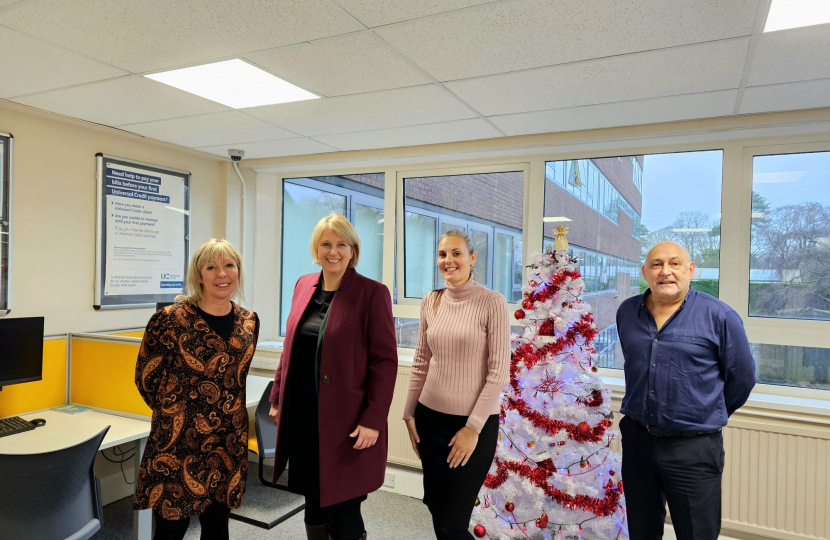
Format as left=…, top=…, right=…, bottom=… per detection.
left=152, top=502, right=231, bottom=540
left=620, top=415, right=724, bottom=540
left=304, top=493, right=366, bottom=540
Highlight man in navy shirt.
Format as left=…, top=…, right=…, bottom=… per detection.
left=616, top=241, right=755, bottom=540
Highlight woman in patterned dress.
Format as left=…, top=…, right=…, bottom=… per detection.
left=134, top=239, right=259, bottom=540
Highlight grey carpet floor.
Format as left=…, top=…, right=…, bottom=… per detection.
left=92, top=462, right=437, bottom=540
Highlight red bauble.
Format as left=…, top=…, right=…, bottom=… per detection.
left=591, top=366, right=598, bottom=372
left=514, top=309, right=525, bottom=320
left=609, top=469, right=616, bottom=476
left=577, top=421, right=592, bottom=438
left=473, top=525, right=486, bottom=538
left=522, top=299, right=533, bottom=310
left=535, top=518, right=541, bottom=528
left=539, top=513, right=549, bottom=528
left=505, top=502, right=515, bottom=512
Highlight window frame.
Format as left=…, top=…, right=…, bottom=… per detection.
left=729, top=141, right=830, bottom=367
left=249, top=127, right=830, bottom=403
left=395, top=163, right=531, bottom=318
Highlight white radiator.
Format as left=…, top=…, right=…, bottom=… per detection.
left=387, top=366, right=421, bottom=468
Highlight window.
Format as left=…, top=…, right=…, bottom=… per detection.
left=394, top=317, right=420, bottom=349
left=403, top=171, right=524, bottom=302
left=750, top=151, right=830, bottom=321
left=280, top=174, right=384, bottom=335
left=544, top=151, right=723, bottom=369
left=0, top=133, right=10, bottom=314
left=752, top=343, right=830, bottom=391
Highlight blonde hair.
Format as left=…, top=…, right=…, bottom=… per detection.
left=433, top=229, right=476, bottom=313
left=175, top=239, right=244, bottom=306
left=309, top=213, right=361, bottom=268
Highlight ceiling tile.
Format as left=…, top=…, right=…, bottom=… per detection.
left=748, top=24, right=830, bottom=87
left=12, top=75, right=228, bottom=126
left=0, top=26, right=127, bottom=98
left=739, top=79, right=830, bottom=114
left=0, top=0, right=362, bottom=73
left=118, top=111, right=298, bottom=148
left=490, top=91, right=738, bottom=136
left=196, top=138, right=339, bottom=159
left=375, top=0, right=759, bottom=81
left=242, top=85, right=477, bottom=136
left=313, top=118, right=501, bottom=150
left=334, top=0, right=494, bottom=27
left=244, top=32, right=431, bottom=97
left=446, top=39, right=749, bottom=116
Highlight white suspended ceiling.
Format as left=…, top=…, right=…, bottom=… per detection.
left=0, top=0, right=828, bottom=160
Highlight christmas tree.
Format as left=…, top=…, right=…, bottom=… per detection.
left=470, top=226, right=628, bottom=540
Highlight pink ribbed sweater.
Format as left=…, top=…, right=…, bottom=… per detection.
left=402, top=277, right=510, bottom=433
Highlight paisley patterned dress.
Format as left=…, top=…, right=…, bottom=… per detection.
left=133, top=301, right=259, bottom=519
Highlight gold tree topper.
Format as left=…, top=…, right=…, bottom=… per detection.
left=553, top=225, right=569, bottom=251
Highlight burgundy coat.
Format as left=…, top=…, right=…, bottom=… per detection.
left=270, top=267, right=398, bottom=506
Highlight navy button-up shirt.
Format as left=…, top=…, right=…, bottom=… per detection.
left=616, top=286, right=756, bottom=431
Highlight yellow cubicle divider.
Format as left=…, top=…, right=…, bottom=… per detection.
left=70, top=335, right=151, bottom=417
left=0, top=339, right=67, bottom=418
left=113, top=331, right=144, bottom=338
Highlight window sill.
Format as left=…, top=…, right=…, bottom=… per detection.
left=256, top=341, right=283, bottom=354
left=597, top=374, right=830, bottom=425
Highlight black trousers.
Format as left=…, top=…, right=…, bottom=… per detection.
left=287, top=382, right=366, bottom=540
left=620, top=415, right=725, bottom=540
left=153, top=502, right=231, bottom=540
left=304, top=493, right=366, bottom=540
left=415, top=403, right=499, bottom=537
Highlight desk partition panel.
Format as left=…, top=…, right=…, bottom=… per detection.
left=70, top=334, right=150, bottom=417
left=113, top=331, right=145, bottom=338
left=0, top=338, right=67, bottom=417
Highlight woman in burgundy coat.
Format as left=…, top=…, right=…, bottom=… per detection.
left=269, top=213, right=398, bottom=540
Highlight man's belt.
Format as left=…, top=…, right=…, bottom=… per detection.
left=645, top=424, right=721, bottom=438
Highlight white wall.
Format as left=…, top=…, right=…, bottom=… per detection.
left=0, top=100, right=227, bottom=334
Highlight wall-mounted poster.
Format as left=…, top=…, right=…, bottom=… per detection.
left=0, top=132, right=11, bottom=315
left=94, top=154, right=190, bottom=309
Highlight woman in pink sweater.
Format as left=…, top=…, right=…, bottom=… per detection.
left=403, top=229, right=510, bottom=540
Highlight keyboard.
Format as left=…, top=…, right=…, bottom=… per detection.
left=0, top=416, right=35, bottom=438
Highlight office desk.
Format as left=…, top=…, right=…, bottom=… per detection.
left=0, top=409, right=152, bottom=540
left=0, top=375, right=271, bottom=540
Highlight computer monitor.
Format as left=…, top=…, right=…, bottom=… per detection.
left=0, top=317, right=44, bottom=389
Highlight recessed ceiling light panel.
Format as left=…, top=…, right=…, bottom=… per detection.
left=764, top=0, right=830, bottom=32
left=145, top=59, right=319, bottom=109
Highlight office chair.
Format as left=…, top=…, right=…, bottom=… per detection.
left=235, top=381, right=305, bottom=530
left=0, top=426, right=110, bottom=540
left=248, top=380, right=291, bottom=489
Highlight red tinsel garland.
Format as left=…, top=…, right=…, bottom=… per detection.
left=510, top=312, right=597, bottom=391
left=484, top=458, right=622, bottom=516
left=505, top=397, right=607, bottom=442
left=525, top=268, right=582, bottom=304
